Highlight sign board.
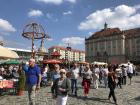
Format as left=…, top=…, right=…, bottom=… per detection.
left=0, top=80, right=14, bottom=88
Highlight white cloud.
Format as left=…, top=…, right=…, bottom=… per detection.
left=28, top=9, right=43, bottom=17
left=36, top=0, right=63, bottom=5
left=78, top=4, right=140, bottom=30
left=62, top=37, right=84, bottom=45
left=63, top=11, right=72, bottom=15
left=35, top=0, right=76, bottom=5
left=65, top=0, right=76, bottom=3
left=0, top=19, right=16, bottom=32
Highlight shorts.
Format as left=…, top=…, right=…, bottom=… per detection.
left=128, top=73, right=133, bottom=79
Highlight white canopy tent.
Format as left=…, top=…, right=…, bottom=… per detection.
left=91, top=61, right=107, bottom=65
left=119, top=62, right=133, bottom=67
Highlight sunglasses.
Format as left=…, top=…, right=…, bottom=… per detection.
left=60, top=72, right=66, bottom=74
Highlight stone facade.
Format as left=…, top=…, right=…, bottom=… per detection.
left=85, top=23, right=140, bottom=64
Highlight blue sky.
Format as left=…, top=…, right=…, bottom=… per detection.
left=0, top=0, right=140, bottom=51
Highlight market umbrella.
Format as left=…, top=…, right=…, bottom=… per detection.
left=43, top=59, right=62, bottom=64
left=0, top=46, right=19, bottom=59
left=3, top=60, right=20, bottom=65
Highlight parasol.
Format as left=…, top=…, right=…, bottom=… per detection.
left=0, top=46, right=19, bottom=59
left=43, top=59, right=62, bottom=64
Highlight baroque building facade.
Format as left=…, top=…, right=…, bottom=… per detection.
left=85, top=23, right=140, bottom=64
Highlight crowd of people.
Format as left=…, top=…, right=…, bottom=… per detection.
left=48, top=61, right=136, bottom=105
left=0, top=65, right=19, bottom=80
left=0, top=59, right=137, bottom=105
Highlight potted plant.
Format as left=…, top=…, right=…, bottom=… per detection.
left=18, top=64, right=26, bottom=96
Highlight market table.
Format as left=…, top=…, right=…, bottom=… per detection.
left=0, top=79, right=18, bottom=95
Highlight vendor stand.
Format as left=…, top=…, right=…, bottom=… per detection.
left=0, top=79, right=18, bottom=95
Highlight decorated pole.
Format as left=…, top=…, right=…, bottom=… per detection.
left=22, top=22, right=50, bottom=59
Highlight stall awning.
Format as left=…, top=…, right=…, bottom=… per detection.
left=0, top=46, right=19, bottom=59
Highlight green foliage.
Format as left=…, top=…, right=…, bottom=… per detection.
left=18, top=70, right=26, bottom=90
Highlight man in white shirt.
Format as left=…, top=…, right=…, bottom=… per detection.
left=127, top=62, right=133, bottom=85
left=70, top=63, right=79, bottom=96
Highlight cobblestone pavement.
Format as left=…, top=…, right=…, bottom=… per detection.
left=0, top=76, right=140, bottom=105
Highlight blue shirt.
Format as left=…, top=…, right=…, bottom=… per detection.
left=26, top=65, right=41, bottom=86
left=23, top=65, right=29, bottom=72
left=51, top=71, right=60, bottom=81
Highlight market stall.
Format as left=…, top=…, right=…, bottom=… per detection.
left=91, top=61, right=107, bottom=65
left=0, top=46, right=19, bottom=59
left=0, top=79, right=18, bottom=95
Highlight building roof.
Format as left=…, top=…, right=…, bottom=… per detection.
left=124, top=28, right=140, bottom=38
left=7, top=47, right=31, bottom=52
left=86, top=28, right=122, bottom=40
left=48, top=46, right=85, bottom=53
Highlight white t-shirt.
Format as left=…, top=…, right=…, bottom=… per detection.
left=83, top=69, right=92, bottom=79
left=127, top=65, right=133, bottom=74
left=94, top=68, right=100, bottom=74
left=71, top=68, right=79, bottom=79
left=93, top=68, right=100, bottom=79
left=103, top=68, right=108, bottom=76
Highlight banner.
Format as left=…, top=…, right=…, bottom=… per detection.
left=0, top=80, right=14, bottom=88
